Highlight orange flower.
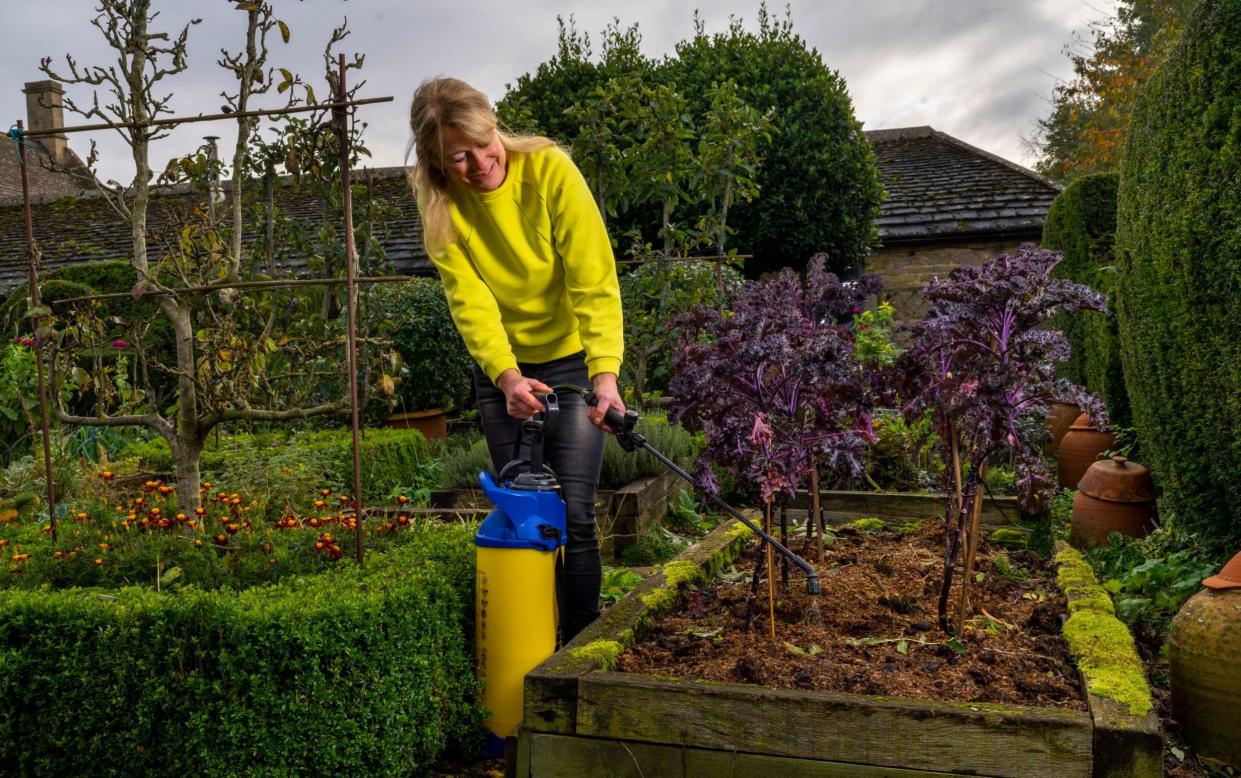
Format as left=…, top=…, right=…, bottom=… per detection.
left=100, top=471, right=116, bottom=481
left=94, top=558, right=103, bottom=566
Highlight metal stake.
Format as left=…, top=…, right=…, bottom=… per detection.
left=335, top=54, right=365, bottom=566
left=16, top=120, right=58, bottom=543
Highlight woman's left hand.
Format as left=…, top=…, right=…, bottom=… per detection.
left=588, top=372, right=626, bottom=432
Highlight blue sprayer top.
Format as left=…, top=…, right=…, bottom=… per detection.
left=473, top=471, right=566, bottom=551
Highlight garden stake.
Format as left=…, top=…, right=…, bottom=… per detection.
left=780, top=502, right=789, bottom=590
left=334, top=53, right=366, bottom=566
left=766, top=500, right=776, bottom=639
left=955, top=461, right=989, bottom=634
left=15, top=119, right=57, bottom=544
left=810, top=465, right=823, bottom=563
left=564, top=387, right=823, bottom=596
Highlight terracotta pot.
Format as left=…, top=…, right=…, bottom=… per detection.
left=385, top=408, right=448, bottom=440
left=1069, top=456, right=1157, bottom=547
left=1057, top=414, right=1116, bottom=489
left=1044, top=401, right=1080, bottom=456
left=1169, top=551, right=1241, bottom=767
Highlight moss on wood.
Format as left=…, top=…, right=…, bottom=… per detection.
left=1054, top=546, right=1152, bottom=716
left=568, top=640, right=624, bottom=671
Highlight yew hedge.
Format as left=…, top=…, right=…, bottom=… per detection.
left=1041, top=171, right=1130, bottom=425
left=1115, top=0, right=1241, bottom=551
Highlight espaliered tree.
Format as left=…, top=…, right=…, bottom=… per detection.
left=895, top=245, right=1107, bottom=633
left=37, top=2, right=371, bottom=515
left=669, top=256, right=880, bottom=632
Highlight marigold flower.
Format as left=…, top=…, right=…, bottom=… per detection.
left=94, top=558, right=103, bottom=566
left=100, top=471, right=116, bottom=481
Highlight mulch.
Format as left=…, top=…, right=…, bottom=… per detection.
left=616, top=518, right=1086, bottom=710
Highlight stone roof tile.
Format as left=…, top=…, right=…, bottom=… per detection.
left=0, top=166, right=427, bottom=292
left=865, top=126, right=1060, bottom=244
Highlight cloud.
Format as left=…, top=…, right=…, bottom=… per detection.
left=1, top=0, right=1115, bottom=183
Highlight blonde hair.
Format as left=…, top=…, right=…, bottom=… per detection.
left=407, top=77, right=558, bottom=255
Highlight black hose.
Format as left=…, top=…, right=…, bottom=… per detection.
left=552, top=384, right=822, bottom=595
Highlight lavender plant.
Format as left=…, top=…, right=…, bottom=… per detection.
left=668, top=255, right=880, bottom=504
left=895, top=244, right=1108, bottom=631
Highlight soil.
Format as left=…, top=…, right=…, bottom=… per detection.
left=616, top=518, right=1087, bottom=711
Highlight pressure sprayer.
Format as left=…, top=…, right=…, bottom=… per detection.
left=473, top=387, right=820, bottom=753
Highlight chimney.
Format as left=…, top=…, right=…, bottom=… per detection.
left=23, top=80, right=69, bottom=166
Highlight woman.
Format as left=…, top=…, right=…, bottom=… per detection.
left=408, top=77, right=625, bottom=643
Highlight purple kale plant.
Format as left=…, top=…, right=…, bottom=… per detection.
left=668, top=255, right=881, bottom=505
left=894, top=244, right=1108, bottom=630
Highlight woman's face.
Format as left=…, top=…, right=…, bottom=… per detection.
left=438, top=126, right=507, bottom=192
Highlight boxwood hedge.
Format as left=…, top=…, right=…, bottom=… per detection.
left=1041, top=172, right=1130, bottom=425
left=0, top=527, right=482, bottom=776
left=1114, top=0, right=1241, bottom=550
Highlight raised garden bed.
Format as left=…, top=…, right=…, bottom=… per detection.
left=515, top=518, right=1159, bottom=777
left=792, top=489, right=1026, bottom=527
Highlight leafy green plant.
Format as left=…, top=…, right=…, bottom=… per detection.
left=852, top=301, right=901, bottom=369
left=600, top=566, right=644, bottom=604
left=1088, top=526, right=1221, bottom=646
left=620, top=259, right=744, bottom=405
left=0, top=533, right=482, bottom=775
left=364, top=278, right=472, bottom=413
left=620, top=524, right=689, bottom=566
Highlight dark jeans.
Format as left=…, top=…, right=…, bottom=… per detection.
left=473, top=352, right=604, bottom=643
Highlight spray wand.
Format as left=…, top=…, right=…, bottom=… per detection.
left=557, top=386, right=822, bottom=596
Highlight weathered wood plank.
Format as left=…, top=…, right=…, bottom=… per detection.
left=576, top=672, right=1093, bottom=778
left=1087, top=695, right=1162, bottom=778
left=790, top=490, right=1024, bottom=526
left=523, top=519, right=752, bottom=735
left=525, top=732, right=981, bottom=778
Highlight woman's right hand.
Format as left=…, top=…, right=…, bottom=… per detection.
left=495, top=369, right=553, bottom=419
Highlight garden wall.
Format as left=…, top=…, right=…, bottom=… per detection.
left=867, top=237, right=1030, bottom=320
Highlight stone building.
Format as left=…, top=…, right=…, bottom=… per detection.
left=864, top=126, right=1061, bottom=318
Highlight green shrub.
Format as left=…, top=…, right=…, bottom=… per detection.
left=440, top=435, right=495, bottom=489
left=1041, top=172, right=1130, bottom=425
left=364, top=278, right=472, bottom=413
left=599, top=413, right=700, bottom=489
left=119, top=427, right=435, bottom=516
left=620, top=259, right=744, bottom=402
left=0, top=534, right=482, bottom=776
left=620, top=523, right=688, bottom=566
left=1114, top=0, right=1241, bottom=552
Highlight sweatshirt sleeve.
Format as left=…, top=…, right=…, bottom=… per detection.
left=428, top=240, right=518, bottom=384
left=543, top=149, right=625, bottom=378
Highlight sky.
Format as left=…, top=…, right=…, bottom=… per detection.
left=1, top=1, right=1115, bottom=184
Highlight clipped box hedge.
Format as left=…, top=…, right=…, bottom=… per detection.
left=0, top=529, right=482, bottom=776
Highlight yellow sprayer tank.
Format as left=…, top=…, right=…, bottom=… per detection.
left=474, top=469, right=565, bottom=756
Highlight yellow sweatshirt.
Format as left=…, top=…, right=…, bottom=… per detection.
left=427, top=146, right=624, bottom=383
